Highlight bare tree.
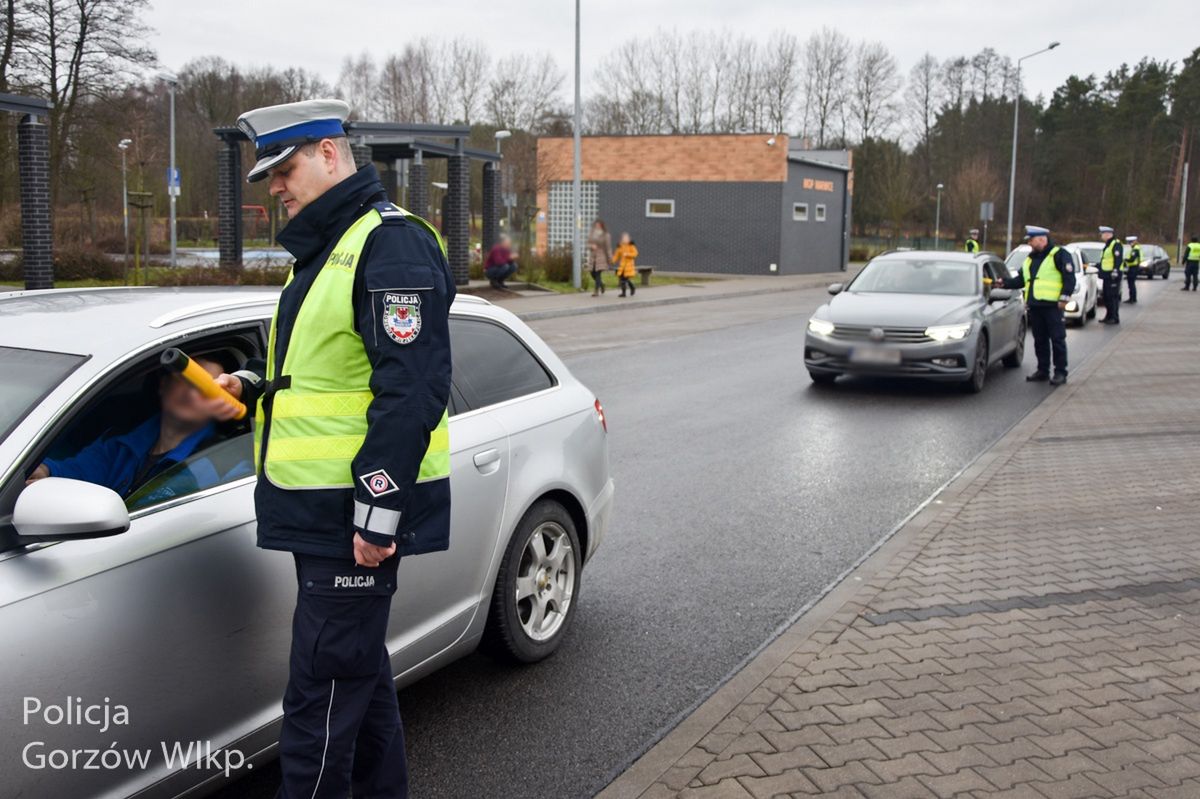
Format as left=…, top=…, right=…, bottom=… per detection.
left=447, top=37, right=488, bottom=124
left=338, top=51, right=378, bottom=118
left=849, top=41, right=901, bottom=143
left=904, top=53, right=940, bottom=187
left=486, top=52, right=564, bottom=132
left=801, top=27, right=851, bottom=147
left=761, top=30, right=801, bottom=134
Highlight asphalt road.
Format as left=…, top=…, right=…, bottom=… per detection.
left=214, top=277, right=1167, bottom=799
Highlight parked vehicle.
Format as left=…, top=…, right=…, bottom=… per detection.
left=0, top=287, right=613, bottom=799
left=1132, top=244, right=1171, bottom=279
left=805, top=251, right=1026, bottom=393
left=1005, top=244, right=1098, bottom=326
left=1064, top=241, right=1123, bottom=303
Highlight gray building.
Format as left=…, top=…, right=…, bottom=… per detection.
left=536, top=134, right=851, bottom=275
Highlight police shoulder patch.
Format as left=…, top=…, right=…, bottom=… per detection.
left=382, top=292, right=422, bottom=345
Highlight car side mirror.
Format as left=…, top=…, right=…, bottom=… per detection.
left=989, top=288, right=1015, bottom=302
left=1084, top=265, right=1099, bottom=275
left=13, top=477, right=130, bottom=543
left=827, top=283, right=844, bottom=295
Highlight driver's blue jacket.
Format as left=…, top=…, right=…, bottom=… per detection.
left=42, top=414, right=245, bottom=499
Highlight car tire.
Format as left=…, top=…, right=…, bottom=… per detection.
left=1078, top=307, right=1088, bottom=327
left=809, top=370, right=838, bottom=385
left=961, top=334, right=989, bottom=393
left=1002, top=321, right=1024, bottom=369
left=482, top=499, right=582, bottom=664
left=1086, top=302, right=1097, bottom=320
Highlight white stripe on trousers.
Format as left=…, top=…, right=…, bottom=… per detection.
left=310, top=680, right=335, bottom=799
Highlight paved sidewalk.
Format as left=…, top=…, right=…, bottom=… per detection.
left=599, top=286, right=1200, bottom=799
left=476, top=271, right=854, bottom=321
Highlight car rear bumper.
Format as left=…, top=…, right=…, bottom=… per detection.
left=584, top=477, right=614, bottom=563
left=804, top=332, right=975, bottom=381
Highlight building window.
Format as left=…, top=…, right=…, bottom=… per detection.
left=815, top=204, right=827, bottom=222
left=793, top=203, right=809, bottom=221
left=547, top=181, right=599, bottom=250
left=646, top=199, right=675, bottom=218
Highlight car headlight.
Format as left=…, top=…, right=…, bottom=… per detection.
left=924, top=323, right=972, bottom=342
left=808, top=318, right=835, bottom=336
left=1065, top=300, right=1078, bottom=312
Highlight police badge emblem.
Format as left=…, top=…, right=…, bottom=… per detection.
left=382, top=292, right=422, bottom=344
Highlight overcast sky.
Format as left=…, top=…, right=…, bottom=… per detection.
left=146, top=0, right=1191, bottom=107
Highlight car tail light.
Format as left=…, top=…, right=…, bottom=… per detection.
left=594, top=399, right=607, bottom=433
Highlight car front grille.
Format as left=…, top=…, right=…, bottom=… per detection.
left=829, top=325, right=933, bottom=344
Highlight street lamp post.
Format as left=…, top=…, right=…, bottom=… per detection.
left=118, top=138, right=132, bottom=278
left=158, top=71, right=179, bottom=268
left=1005, top=41, right=1059, bottom=255
left=571, top=0, right=582, bottom=290
left=495, top=129, right=512, bottom=231
left=935, top=183, right=944, bottom=250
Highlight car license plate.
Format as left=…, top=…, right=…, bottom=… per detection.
left=850, top=347, right=901, bottom=365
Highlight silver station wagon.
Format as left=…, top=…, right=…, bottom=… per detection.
left=0, top=287, right=612, bottom=799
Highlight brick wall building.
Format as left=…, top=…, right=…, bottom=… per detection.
left=536, top=134, right=851, bottom=275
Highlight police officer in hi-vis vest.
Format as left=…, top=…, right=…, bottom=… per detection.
left=207, top=99, right=453, bottom=799
left=1097, top=225, right=1124, bottom=324
left=996, top=225, right=1076, bottom=385
left=1124, top=235, right=1141, bottom=304
left=965, top=228, right=981, bottom=253
left=1183, top=235, right=1200, bottom=291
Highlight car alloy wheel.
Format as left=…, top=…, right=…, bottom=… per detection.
left=483, top=500, right=582, bottom=663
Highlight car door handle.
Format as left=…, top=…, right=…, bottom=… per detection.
left=473, top=449, right=501, bottom=473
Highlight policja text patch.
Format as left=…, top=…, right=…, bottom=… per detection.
left=382, top=292, right=422, bottom=344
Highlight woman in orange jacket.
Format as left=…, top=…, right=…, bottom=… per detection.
left=612, top=232, right=639, bottom=297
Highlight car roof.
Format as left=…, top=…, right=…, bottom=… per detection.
left=0, top=286, right=495, bottom=359
left=872, top=250, right=987, bottom=263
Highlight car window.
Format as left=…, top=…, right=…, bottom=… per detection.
left=0, top=347, right=86, bottom=445
left=26, top=329, right=261, bottom=512
left=850, top=259, right=979, bottom=296
left=451, top=317, right=555, bottom=410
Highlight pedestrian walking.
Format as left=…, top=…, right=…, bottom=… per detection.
left=997, top=225, right=1075, bottom=386
left=587, top=219, right=612, bottom=296
left=209, top=98, right=454, bottom=799
left=1124, top=235, right=1141, bottom=304
left=964, top=228, right=981, bottom=253
left=1097, top=225, right=1124, bottom=324
left=484, top=233, right=519, bottom=289
left=1183, top=235, right=1200, bottom=291
left=613, top=233, right=638, bottom=297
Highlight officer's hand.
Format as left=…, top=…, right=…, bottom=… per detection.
left=1058, top=301, right=1068, bottom=310
left=203, top=374, right=244, bottom=421
left=353, top=532, right=396, bottom=567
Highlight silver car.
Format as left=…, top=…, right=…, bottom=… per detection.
left=0, top=287, right=612, bottom=799
left=805, top=251, right=1026, bottom=393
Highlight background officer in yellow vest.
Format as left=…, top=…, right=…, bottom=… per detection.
left=996, top=225, right=1076, bottom=385
left=1183, top=235, right=1200, bottom=291
left=965, top=228, right=981, bottom=253
left=1124, top=235, right=1141, bottom=304
left=1097, top=225, right=1124, bottom=324
left=207, top=99, right=454, bottom=799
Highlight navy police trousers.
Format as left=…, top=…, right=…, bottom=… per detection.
left=276, top=553, right=408, bottom=799
left=1028, top=304, right=1067, bottom=377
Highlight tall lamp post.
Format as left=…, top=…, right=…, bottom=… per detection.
left=157, top=71, right=179, bottom=268
left=934, top=183, right=944, bottom=250
left=571, top=0, right=582, bottom=290
left=495, top=129, right=512, bottom=231
left=118, top=138, right=132, bottom=277
left=1005, top=41, right=1059, bottom=255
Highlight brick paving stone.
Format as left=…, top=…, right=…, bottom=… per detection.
left=613, top=288, right=1200, bottom=799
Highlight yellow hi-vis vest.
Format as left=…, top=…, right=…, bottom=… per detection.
left=1100, top=238, right=1118, bottom=272
left=254, top=204, right=450, bottom=489
left=1126, top=245, right=1141, bottom=267
left=965, top=239, right=980, bottom=253
left=1022, top=246, right=1064, bottom=303
left=1187, top=242, right=1200, bottom=261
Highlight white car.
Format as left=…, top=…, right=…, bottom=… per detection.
left=1070, top=241, right=1123, bottom=303
left=1005, top=244, right=1098, bottom=325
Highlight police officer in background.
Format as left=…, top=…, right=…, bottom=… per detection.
left=1097, top=225, right=1123, bottom=324
left=1183, top=235, right=1200, bottom=291
left=997, top=225, right=1076, bottom=386
left=1124, top=235, right=1141, bottom=304
left=965, top=228, right=981, bottom=253
left=207, top=99, right=454, bottom=799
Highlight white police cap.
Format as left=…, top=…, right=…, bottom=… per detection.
left=1098, top=225, right=1113, bottom=233
left=1125, top=235, right=1138, bottom=242
left=1024, top=225, right=1050, bottom=238
left=236, top=99, right=350, bottom=183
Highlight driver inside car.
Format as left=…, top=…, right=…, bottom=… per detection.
left=25, top=353, right=251, bottom=500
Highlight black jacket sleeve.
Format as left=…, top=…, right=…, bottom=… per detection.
left=233, top=358, right=267, bottom=406
left=1112, top=241, right=1124, bottom=270
left=349, top=217, right=455, bottom=548
left=1054, top=247, right=1076, bottom=300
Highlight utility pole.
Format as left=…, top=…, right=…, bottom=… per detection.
left=158, top=71, right=180, bottom=268
left=118, top=139, right=132, bottom=280
left=1178, top=161, right=1190, bottom=263
left=571, top=0, right=582, bottom=290
left=1005, top=42, right=1059, bottom=256
left=934, top=183, right=944, bottom=250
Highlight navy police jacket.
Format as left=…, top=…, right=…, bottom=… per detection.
left=241, top=165, right=455, bottom=560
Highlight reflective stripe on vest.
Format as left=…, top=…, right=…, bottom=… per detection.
left=1100, top=239, right=1117, bottom=272
left=253, top=204, right=450, bottom=489
left=1187, top=242, right=1200, bottom=261
left=1022, top=246, right=1064, bottom=303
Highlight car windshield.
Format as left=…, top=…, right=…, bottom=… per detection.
left=1005, top=247, right=1031, bottom=273
left=0, top=346, right=86, bottom=444
left=850, top=258, right=979, bottom=296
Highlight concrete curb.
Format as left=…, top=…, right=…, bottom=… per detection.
left=594, top=294, right=1157, bottom=799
